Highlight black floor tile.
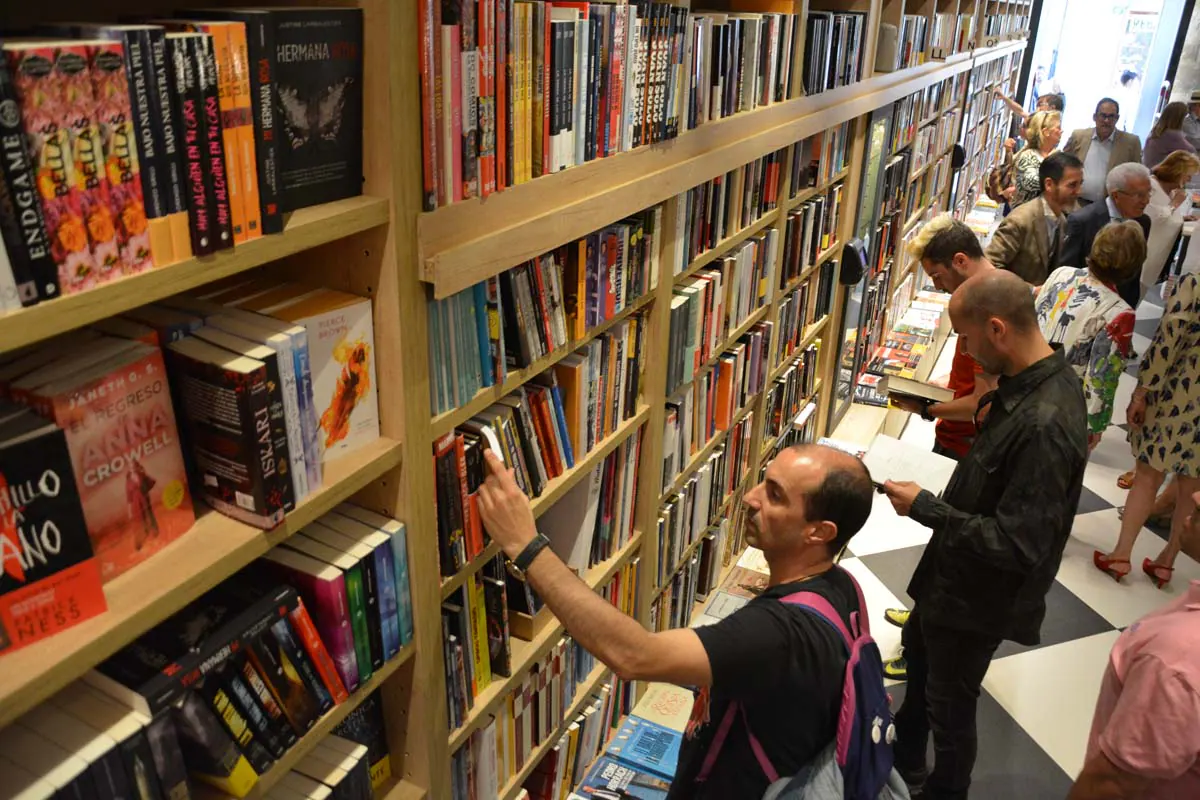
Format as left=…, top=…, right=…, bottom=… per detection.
left=859, top=545, right=926, bottom=608
left=887, top=683, right=1074, bottom=800
left=993, top=582, right=1116, bottom=658
left=1075, top=484, right=1114, bottom=516
left=1133, top=316, right=1161, bottom=341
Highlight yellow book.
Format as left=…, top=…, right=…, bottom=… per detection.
left=523, top=4, right=533, bottom=184
left=465, top=574, right=493, bottom=692
left=560, top=720, right=581, bottom=800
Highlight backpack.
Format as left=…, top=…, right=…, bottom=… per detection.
left=695, top=568, right=909, bottom=800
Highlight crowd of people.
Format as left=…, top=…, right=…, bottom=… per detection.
left=458, top=88, right=1200, bottom=800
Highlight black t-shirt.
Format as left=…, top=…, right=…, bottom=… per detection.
left=666, top=568, right=857, bottom=800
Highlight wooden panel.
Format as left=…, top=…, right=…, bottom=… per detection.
left=0, top=438, right=402, bottom=728
left=0, top=196, right=389, bottom=353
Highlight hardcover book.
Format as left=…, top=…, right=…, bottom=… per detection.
left=574, top=755, right=670, bottom=799
left=270, top=7, right=364, bottom=210
left=605, top=716, right=681, bottom=781
left=0, top=413, right=105, bottom=654
left=331, top=694, right=393, bottom=790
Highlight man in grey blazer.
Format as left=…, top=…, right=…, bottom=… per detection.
left=1062, top=98, right=1143, bottom=205
left=986, top=152, right=1083, bottom=285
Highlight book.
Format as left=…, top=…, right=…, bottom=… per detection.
left=0, top=413, right=105, bottom=653
left=882, top=374, right=955, bottom=405
left=330, top=696, right=392, bottom=790
left=270, top=7, right=364, bottom=210
left=573, top=754, right=670, bottom=799
left=861, top=433, right=958, bottom=496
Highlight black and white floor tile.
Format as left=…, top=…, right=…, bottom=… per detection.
left=834, top=288, right=1194, bottom=798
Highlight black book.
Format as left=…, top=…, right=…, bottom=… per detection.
left=165, top=336, right=286, bottom=529
left=170, top=689, right=258, bottom=792
left=246, top=625, right=320, bottom=736
left=185, top=9, right=283, bottom=233
left=0, top=48, right=58, bottom=303
left=197, top=669, right=275, bottom=774
left=269, top=7, right=363, bottom=210
left=268, top=614, right=335, bottom=714
left=165, top=33, right=217, bottom=255
left=221, top=657, right=289, bottom=759
left=194, top=33, right=235, bottom=249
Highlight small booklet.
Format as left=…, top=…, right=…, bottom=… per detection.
left=862, top=434, right=959, bottom=497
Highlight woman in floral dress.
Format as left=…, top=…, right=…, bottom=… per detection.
left=1095, top=272, right=1200, bottom=587
left=1012, top=110, right=1063, bottom=207
left=1035, top=221, right=1141, bottom=447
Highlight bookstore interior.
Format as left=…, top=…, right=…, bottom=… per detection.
left=0, top=0, right=1035, bottom=798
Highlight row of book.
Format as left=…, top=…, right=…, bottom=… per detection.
left=778, top=184, right=844, bottom=289
left=911, top=107, right=961, bottom=175
left=775, top=262, right=835, bottom=365
left=689, top=11, right=802, bottom=126
left=432, top=315, right=644, bottom=576
left=668, top=231, right=774, bottom=396
left=929, top=13, right=975, bottom=57
left=764, top=344, right=819, bottom=441
left=661, top=326, right=765, bottom=489
left=0, top=10, right=363, bottom=309
left=790, top=121, right=852, bottom=193
left=39, top=517, right=411, bottom=800
left=855, top=290, right=948, bottom=408
left=672, top=148, right=785, bottom=275
left=801, top=12, right=867, bottom=97
left=428, top=203, right=661, bottom=415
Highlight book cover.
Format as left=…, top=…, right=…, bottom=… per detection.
left=270, top=7, right=363, bottom=210
left=0, top=413, right=105, bottom=654
left=3, top=43, right=101, bottom=294
left=38, top=345, right=194, bottom=583
left=330, top=693, right=392, bottom=790
left=268, top=289, right=380, bottom=462
left=170, top=688, right=259, bottom=797
left=574, top=755, right=669, bottom=799
left=165, top=33, right=216, bottom=255
left=605, top=716, right=681, bottom=781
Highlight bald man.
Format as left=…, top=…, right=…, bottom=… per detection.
left=478, top=444, right=876, bottom=798
left=883, top=271, right=1089, bottom=800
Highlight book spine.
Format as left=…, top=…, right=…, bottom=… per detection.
left=226, top=23, right=262, bottom=240
left=420, top=0, right=441, bottom=209
left=168, top=35, right=216, bottom=255
left=195, top=34, right=234, bottom=249
left=201, top=27, right=242, bottom=245
left=147, top=28, right=193, bottom=262
left=344, top=562, right=374, bottom=684
left=240, top=14, right=282, bottom=234
left=117, top=29, right=171, bottom=267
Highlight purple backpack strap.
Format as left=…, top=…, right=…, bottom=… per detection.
left=778, top=591, right=854, bottom=648
left=695, top=701, right=780, bottom=784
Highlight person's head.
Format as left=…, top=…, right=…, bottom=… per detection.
left=1025, top=110, right=1063, bottom=151
left=1036, top=93, right=1065, bottom=113
left=1106, top=162, right=1152, bottom=218
left=907, top=214, right=989, bottom=292
left=1151, top=150, right=1200, bottom=189
left=948, top=270, right=1045, bottom=375
left=1085, top=221, right=1146, bottom=288
left=1120, top=69, right=1138, bottom=88
left=1151, top=101, right=1190, bottom=138
left=1094, top=98, right=1120, bottom=139
left=1188, top=89, right=1200, bottom=118
left=742, top=445, right=874, bottom=562
left=1039, top=151, right=1084, bottom=209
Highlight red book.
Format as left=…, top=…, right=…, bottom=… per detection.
left=495, top=0, right=508, bottom=190
left=289, top=597, right=350, bottom=705
left=420, top=0, right=441, bottom=209
left=478, top=0, right=496, bottom=197
left=445, top=26, right=464, bottom=203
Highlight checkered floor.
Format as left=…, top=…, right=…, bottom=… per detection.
left=839, top=287, right=1192, bottom=798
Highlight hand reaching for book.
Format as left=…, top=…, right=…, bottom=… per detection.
left=477, top=449, right=539, bottom=560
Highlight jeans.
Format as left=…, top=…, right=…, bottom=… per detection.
left=893, top=607, right=1002, bottom=800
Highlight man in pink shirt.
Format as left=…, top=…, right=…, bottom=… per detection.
left=1070, top=491, right=1200, bottom=799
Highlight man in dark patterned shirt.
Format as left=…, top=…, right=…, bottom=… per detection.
left=883, top=270, right=1089, bottom=800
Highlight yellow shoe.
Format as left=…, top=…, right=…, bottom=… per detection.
left=884, top=608, right=910, bottom=628
left=883, top=655, right=908, bottom=681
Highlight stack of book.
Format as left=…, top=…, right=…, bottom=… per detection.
left=778, top=182, right=843, bottom=288
left=801, top=11, right=867, bottom=96
left=790, top=121, right=852, bottom=193
left=273, top=732, right=377, bottom=800
left=0, top=10, right=364, bottom=310
left=419, top=0, right=804, bottom=210
left=764, top=343, right=819, bottom=439
left=898, top=14, right=928, bottom=69
left=428, top=205, right=660, bottom=415
left=674, top=149, right=785, bottom=274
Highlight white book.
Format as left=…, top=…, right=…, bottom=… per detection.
left=862, top=433, right=959, bottom=496
left=0, top=756, right=54, bottom=800
left=0, top=235, right=21, bottom=310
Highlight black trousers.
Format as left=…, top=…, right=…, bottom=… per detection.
left=893, top=607, right=1002, bottom=800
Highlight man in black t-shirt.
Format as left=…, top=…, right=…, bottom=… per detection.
left=477, top=443, right=876, bottom=798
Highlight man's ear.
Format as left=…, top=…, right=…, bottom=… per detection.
left=805, top=520, right=838, bottom=547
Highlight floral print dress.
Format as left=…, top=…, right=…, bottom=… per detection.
left=1131, top=274, right=1200, bottom=477
left=1035, top=267, right=1135, bottom=434
left=1012, top=148, right=1046, bottom=207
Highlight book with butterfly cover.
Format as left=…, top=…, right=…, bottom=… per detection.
left=269, top=7, right=364, bottom=211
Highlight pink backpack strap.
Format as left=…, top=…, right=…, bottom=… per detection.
left=778, top=591, right=853, bottom=648
left=695, top=701, right=780, bottom=784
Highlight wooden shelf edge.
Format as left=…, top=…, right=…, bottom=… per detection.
left=440, top=407, right=650, bottom=600
left=660, top=399, right=755, bottom=503
left=785, top=167, right=849, bottom=211
left=430, top=293, right=655, bottom=439
left=0, top=196, right=390, bottom=353
left=213, top=644, right=417, bottom=800
left=675, top=212, right=778, bottom=285
left=448, top=532, right=643, bottom=751
left=498, top=664, right=614, bottom=800
left=378, top=779, right=427, bottom=800
left=0, top=437, right=403, bottom=728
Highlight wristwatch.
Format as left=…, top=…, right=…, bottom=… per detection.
left=507, top=533, right=551, bottom=579
left=920, top=403, right=937, bottom=422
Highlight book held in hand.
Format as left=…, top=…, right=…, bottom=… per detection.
left=882, top=374, right=955, bottom=405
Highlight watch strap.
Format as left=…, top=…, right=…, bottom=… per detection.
left=513, top=533, right=551, bottom=573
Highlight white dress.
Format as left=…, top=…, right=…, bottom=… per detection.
left=1141, top=177, right=1191, bottom=297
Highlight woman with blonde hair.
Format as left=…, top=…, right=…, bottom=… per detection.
left=1139, top=150, right=1200, bottom=300
left=1012, top=110, right=1063, bottom=206
left=1035, top=220, right=1140, bottom=449
left=1142, top=102, right=1197, bottom=167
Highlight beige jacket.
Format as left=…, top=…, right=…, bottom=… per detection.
left=985, top=197, right=1065, bottom=285
left=1062, top=128, right=1143, bottom=174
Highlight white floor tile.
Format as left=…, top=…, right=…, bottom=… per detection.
left=838, top=558, right=907, bottom=665
left=1131, top=332, right=1152, bottom=358
left=1056, top=508, right=1200, bottom=628
left=845, top=492, right=933, bottom=557
left=983, top=631, right=1120, bottom=779
left=899, top=415, right=937, bottom=450
left=1135, top=301, right=1163, bottom=321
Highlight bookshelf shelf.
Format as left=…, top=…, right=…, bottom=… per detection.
left=787, top=168, right=851, bottom=210
left=661, top=401, right=757, bottom=503
left=0, top=196, right=390, bottom=353
left=430, top=292, right=656, bottom=439
left=439, top=405, right=651, bottom=600
left=447, top=532, right=644, bottom=752
left=675, top=213, right=778, bottom=285
left=0, top=436, right=403, bottom=729
left=378, top=780, right=428, bottom=800
left=768, top=316, right=831, bottom=385
left=197, top=642, right=418, bottom=800
left=498, top=664, right=614, bottom=800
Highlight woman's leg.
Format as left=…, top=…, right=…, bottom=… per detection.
left=1108, top=460, right=1167, bottom=561
left=1152, top=476, right=1200, bottom=569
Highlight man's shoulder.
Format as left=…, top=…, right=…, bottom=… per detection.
left=1069, top=200, right=1107, bottom=224
left=1116, top=130, right=1143, bottom=147
left=1064, top=128, right=1092, bottom=148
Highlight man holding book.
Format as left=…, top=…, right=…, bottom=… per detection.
left=883, top=270, right=1089, bottom=800
left=477, top=443, right=875, bottom=798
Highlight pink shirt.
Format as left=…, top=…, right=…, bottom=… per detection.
left=1085, top=581, right=1200, bottom=798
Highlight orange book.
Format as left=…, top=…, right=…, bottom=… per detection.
left=552, top=355, right=585, bottom=455
left=714, top=357, right=734, bottom=431
left=222, top=21, right=262, bottom=240
left=527, top=387, right=561, bottom=478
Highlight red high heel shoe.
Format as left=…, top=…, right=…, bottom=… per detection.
left=1094, top=551, right=1132, bottom=581
left=1142, top=558, right=1174, bottom=589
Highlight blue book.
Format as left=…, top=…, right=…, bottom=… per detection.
left=606, top=716, right=682, bottom=782
left=335, top=504, right=414, bottom=646
left=576, top=755, right=671, bottom=799
left=472, top=282, right=495, bottom=388
left=318, top=514, right=402, bottom=660
left=537, top=374, right=575, bottom=468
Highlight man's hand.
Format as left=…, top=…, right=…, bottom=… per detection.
left=889, top=395, right=929, bottom=415
left=884, top=481, right=923, bottom=517
left=477, top=449, right=539, bottom=559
